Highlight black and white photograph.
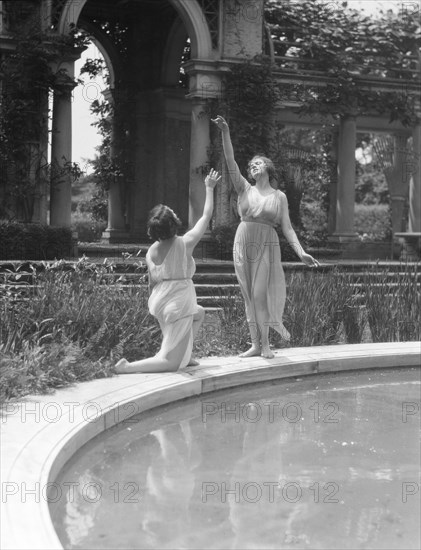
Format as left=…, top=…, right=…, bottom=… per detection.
left=1, top=1, right=420, bottom=549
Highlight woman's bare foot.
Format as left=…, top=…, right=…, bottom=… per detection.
left=115, top=358, right=130, bottom=373
left=239, top=345, right=261, bottom=358
left=280, top=325, right=291, bottom=342
left=187, top=358, right=200, bottom=366
left=261, top=347, right=274, bottom=359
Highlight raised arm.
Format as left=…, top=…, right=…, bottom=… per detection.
left=279, top=193, right=320, bottom=267
left=211, top=115, right=248, bottom=194
left=183, top=169, right=221, bottom=252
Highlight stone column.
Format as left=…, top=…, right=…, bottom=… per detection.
left=223, top=0, right=264, bottom=58
left=0, top=2, right=4, bottom=33
left=32, top=91, right=49, bottom=224
left=332, top=114, right=358, bottom=238
left=40, top=0, right=52, bottom=30
left=50, top=76, right=75, bottom=227
left=399, top=120, right=421, bottom=259
left=188, top=100, right=211, bottom=228
left=101, top=88, right=128, bottom=243
left=184, top=63, right=223, bottom=256
left=327, top=128, right=339, bottom=235
left=408, top=121, right=421, bottom=233
left=386, top=133, right=410, bottom=235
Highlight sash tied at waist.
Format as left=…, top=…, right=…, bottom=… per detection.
left=241, top=217, right=275, bottom=228
left=161, top=277, right=192, bottom=281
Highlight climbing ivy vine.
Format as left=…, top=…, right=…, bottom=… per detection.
left=265, top=0, right=420, bottom=124
left=0, top=8, right=88, bottom=221
left=209, top=0, right=419, bottom=236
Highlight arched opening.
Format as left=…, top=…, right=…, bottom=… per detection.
left=70, top=41, right=110, bottom=241
left=73, top=42, right=108, bottom=173
left=57, top=0, right=208, bottom=240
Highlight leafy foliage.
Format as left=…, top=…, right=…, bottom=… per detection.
left=216, top=56, right=281, bottom=175
left=211, top=59, right=333, bottom=239
left=355, top=161, right=390, bottom=205
left=0, top=221, right=74, bottom=260
left=354, top=204, right=392, bottom=241
left=0, top=4, right=89, bottom=221
left=265, top=0, right=420, bottom=123
left=1, top=260, right=419, bottom=401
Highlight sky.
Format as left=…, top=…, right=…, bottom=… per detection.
left=72, top=44, right=107, bottom=174
left=71, top=0, right=408, bottom=172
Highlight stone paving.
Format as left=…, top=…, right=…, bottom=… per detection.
left=1, top=342, right=420, bottom=550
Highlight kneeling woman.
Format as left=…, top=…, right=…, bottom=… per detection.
left=115, top=169, right=221, bottom=373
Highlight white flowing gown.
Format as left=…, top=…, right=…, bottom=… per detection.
left=234, top=179, right=291, bottom=341
left=146, top=237, right=198, bottom=368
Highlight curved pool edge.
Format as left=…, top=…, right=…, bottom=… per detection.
left=1, top=342, right=420, bottom=550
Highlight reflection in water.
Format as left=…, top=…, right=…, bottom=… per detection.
left=51, top=368, right=420, bottom=549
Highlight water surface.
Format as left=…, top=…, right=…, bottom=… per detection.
left=50, top=367, right=420, bottom=549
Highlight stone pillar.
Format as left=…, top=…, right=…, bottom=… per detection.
left=32, top=91, right=49, bottom=224
left=0, top=2, right=4, bottom=33
left=408, top=121, right=421, bottom=233
left=184, top=63, right=223, bottom=246
left=327, top=128, right=339, bottom=235
left=398, top=120, right=421, bottom=259
left=332, top=114, right=358, bottom=238
left=215, top=161, right=234, bottom=226
left=50, top=76, right=75, bottom=227
left=101, top=88, right=128, bottom=243
left=40, top=0, right=52, bottom=30
left=386, top=133, right=410, bottom=235
left=223, top=0, right=264, bottom=58
left=188, top=100, right=211, bottom=228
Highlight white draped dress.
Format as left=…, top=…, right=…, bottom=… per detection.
left=234, top=180, right=291, bottom=341
left=146, top=237, right=198, bottom=368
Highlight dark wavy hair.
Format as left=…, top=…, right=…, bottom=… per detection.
left=147, top=204, right=182, bottom=241
left=247, top=155, right=278, bottom=188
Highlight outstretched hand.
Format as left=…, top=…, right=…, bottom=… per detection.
left=211, top=115, right=229, bottom=132
left=205, top=168, right=221, bottom=189
left=301, top=252, right=320, bottom=268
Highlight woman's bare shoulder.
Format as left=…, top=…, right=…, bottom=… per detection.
left=147, top=241, right=158, bottom=253
left=146, top=241, right=159, bottom=260
left=276, top=190, right=288, bottom=204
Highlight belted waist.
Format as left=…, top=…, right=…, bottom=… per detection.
left=241, top=217, right=275, bottom=227
left=161, top=277, right=192, bottom=281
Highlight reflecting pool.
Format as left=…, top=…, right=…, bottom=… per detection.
left=50, top=367, right=420, bottom=549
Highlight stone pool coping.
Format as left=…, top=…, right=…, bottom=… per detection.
left=1, top=342, right=420, bottom=550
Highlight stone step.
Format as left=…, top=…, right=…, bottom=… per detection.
left=1, top=269, right=419, bottom=285
left=2, top=271, right=418, bottom=287
left=2, top=262, right=418, bottom=275
left=197, top=296, right=240, bottom=308
left=2, top=280, right=417, bottom=309
left=0, top=264, right=421, bottom=281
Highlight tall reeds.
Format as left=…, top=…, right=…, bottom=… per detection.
left=362, top=262, right=420, bottom=342
left=0, top=258, right=159, bottom=401
left=1, top=260, right=419, bottom=401
left=283, top=269, right=356, bottom=346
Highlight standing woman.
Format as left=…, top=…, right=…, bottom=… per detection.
left=212, top=115, right=319, bottom=358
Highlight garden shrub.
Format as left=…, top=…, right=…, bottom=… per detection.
left=211, top=223, right=238, bottom=260
left=354, top=204, right=391, bottom=241
left=301, top=200, right=328, bottom=235
left=72, top=219, right=107, bottom=242
left=89, top=188, right=108, bottom=222
left=0, top=221, right=75, bottom=260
